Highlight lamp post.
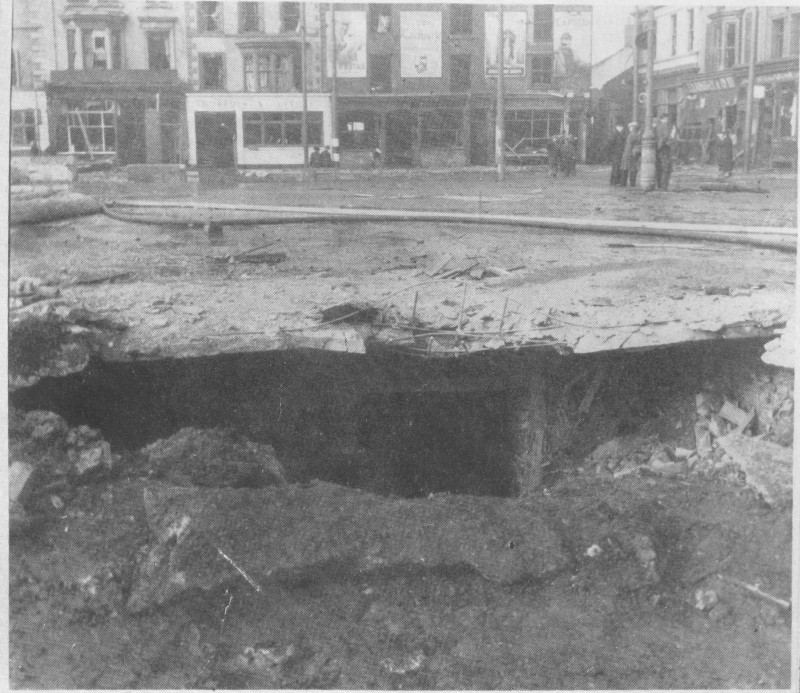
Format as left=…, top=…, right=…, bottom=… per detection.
left=496, top=3, right=505, bottom=182
left=743, top=8, right=758, bottom=172
left=639, top=6, right=656, bottom=191
left=329, top=1, right=339, bottom=168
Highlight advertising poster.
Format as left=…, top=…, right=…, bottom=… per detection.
left=326, top=10, right=367, bottom=79
left=400, top=11, right=442, bottom=78
left=553, top=7, right=592, bottom=92
left=484, top=11, right=526, bottom=76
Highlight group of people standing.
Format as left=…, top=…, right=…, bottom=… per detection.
left=309, top=146, right=334, bottom=168
left=708, top=130, right=735, bottom=177
left=546, top=134, right=579, bottom=177
left=607, top=115, right=676, bottom=190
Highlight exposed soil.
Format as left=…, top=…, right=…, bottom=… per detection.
left=9, top=339, right=793, bottom=689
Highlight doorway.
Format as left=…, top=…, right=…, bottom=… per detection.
left=195, top=112, right=237, bottom=168
left=385, top=110, right=415, bottom=167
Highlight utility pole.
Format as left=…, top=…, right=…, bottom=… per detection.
left=743, top=7, right=758, bottom=173
left=300, top=1, right=309, bottom=169
left=329, top=1, right=338, bottom=167
left=639, top=6, right=656, bottom=191
left=496, top=4, right=505, bottom=182
left=632, top=6, right=639, bottom=124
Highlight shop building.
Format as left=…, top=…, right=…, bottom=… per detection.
left=11, top=0, right=59, bottom=155
left=184, top=1, right=331, bottom=168
left=329, top=4, right=593, bottom=167
left=44, top=0, right=189, bottom=165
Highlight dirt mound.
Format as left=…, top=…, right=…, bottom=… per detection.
left=141, top=427, right=286, bottom=488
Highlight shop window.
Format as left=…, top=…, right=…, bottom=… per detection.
left=369, top=54, right=391, bottom=92
left=777, top=82, right=796, bottom=137
left=199, top=53, right=225, bottom=90
left=243, top=111, right=322, bottom=147
left=450, top=54, right=471, bottom=92
left=369, top=5, right=392, bottom=34
left=67, top=101, right=116, bottom=153
left=339, top=113, right=378, bottom=149
left=280, top=2, right=300, bottom=32
left=530, top=54, right=552, bottom=85
left=198, top=2, right=222, bottom=33
left=450, top=4, right=472, bottom=35
left=790, top=14, right=800, bottom=56
left=421, top=110, right=462, bottom=147
left=670, top=14, right=677, bottom=56
left=533, top=5, right=553, bottom=42
left=239, top=2, right=263, bottom=33
left=505, top=109, right=564, bottom=152
left=724, top=22, right=736, bottom=68
left=772, top=18, right=785, bottom=59
left=687, top=9, right=694, bottom=51
left=243, top=51, right=297, bottom=92
left=147, top=30, right=171, bottom=70
left=11, top=109, right=36, bottom=148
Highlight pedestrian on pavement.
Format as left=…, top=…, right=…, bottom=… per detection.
left=561, top=135, right=578, bottom=176
left=717, top=130, right=734, bottom=177
left=607, top=122, right=627, bottom=185
left=621, top=122, right=641, bottom=187
left=319, top=146, right=333, bottom=167
left=705, top=126, right=717, bottom=165
left=546, top=134, right=561, bottom=177
left=310, top=146, right=321, bottom=168
left=655, top=115, right=674, bottom=190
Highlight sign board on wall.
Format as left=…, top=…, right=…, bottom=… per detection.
left=326, top=10, right=367, bottom=78
left=485, top=11, right=526, bottom=76
left=553, top=7, right=591, bottom=92
left=400, top=11, right=442, bottom=78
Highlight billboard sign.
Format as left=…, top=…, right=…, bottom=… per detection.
left=326, top=10, right=367, bottom=78
left=553, top=7, right=592, bottom=93
left=485, top=11, right=526, bottom=76
left=400, top=11, right=442, bottom=78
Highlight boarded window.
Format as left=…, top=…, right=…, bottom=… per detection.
left=199, top=53, right=225, bottom=90
left=421, top=110, right=462, bottom=147
left=338, top=113, right=378, bottom=149
left=450, top=4, right=473, bottom=35
left=243, top=111, right=322, bottom=147
left=450, top=54, right=471, bottom=91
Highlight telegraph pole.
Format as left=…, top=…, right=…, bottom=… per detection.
left=300, top=1, right=309, bottom=169
left=743, top=7, right=758, bottom=172
left=496, top=4, right=505, bottom=182
left=632, top=6, right=639, bottom=124
left=329, top=1, right=338, bottom=166
left=639, top=6, right=656, bottom=191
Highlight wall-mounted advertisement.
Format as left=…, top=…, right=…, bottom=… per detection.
left=484, top=11, right=526, bottom=76
left=553, top=7, right=592, bottom=93
left=400, top=11, right=442, bottom=78
left=326, top=10, right=367, bottom=79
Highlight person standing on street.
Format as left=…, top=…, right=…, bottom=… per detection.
left=717, top=130, right=734, bottom=177
left=607, top=122, right=627, bottom=185
left=561, top=135, right=578, bottom=176
left=621, top=122, right=641, bottom=187
left=655, top=115, right=674, bottom=190
left=546, top=134, right=561, bottom=177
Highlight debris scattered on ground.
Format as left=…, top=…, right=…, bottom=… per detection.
left=320, top=303, right=380, bottom=325
left=127, top=481, right=569, bottom=611
left=699, top=183, right=768, bottom=194
left=10, top=191, right=102, bottom=225
left=141, top=427, right=287, bottom=488
left=715, top=432, right=792, bottom=506
left=717, top=573, right=791, bottom=611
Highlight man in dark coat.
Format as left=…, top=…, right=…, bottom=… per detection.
left=546, top=135, right=561, bottom=177
left=607, top=123, right=627, bottom=185
left=655, top=115, right=674, bottom=190
left=717, top=131, right=734, bottom=177
left=621, top=122, right=641, bottom=187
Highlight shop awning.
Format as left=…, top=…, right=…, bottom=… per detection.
left=47, top=70, right=186, bottom=97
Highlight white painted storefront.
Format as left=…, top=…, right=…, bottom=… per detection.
left=186, top=92, right=333, bottom=167
left=11, top=90, right=50, bottom=153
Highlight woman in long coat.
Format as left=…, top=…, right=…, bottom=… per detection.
left=621, top=122, right=641, bottom=187
left=717, top=131, right=734, bottom=177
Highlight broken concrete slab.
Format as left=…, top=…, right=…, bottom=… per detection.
left=716, top=432, right=792, bottom=506
left=127, top=481, right=568, bottom=611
